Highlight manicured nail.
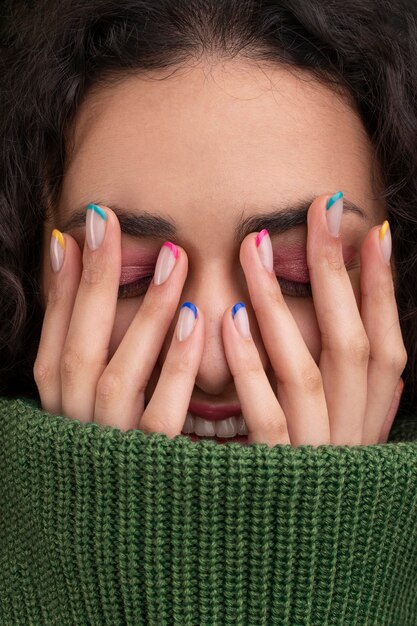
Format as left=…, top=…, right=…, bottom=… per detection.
left=232, top=302, right=252, bottom=339
left=326, top=191, right=343, bottom=237
left=176, top=302, right=198, bottom=342
left=379, top=220, right=392, bottom=265
left=50, top=229, right=65, bottom=273
left=154, top=242, right=179, bottom=285
left=86, top=203, right=107, bottom=251
left=256, top=228, right=273, bottom=272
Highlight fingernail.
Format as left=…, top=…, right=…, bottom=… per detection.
left=326, top=191, right=343, bottom=237
left=256, top=228, right=273, bottom=272
left=176, top=302, right=198, bottom=342
left=154, top=242, right=179, bottom=285
left=379, top=220, right=392, bottom=265
left=50, top=229, right=65, bottom=273
left=232, top=302, right=252, bottom=339
left=86, top=203, right=107, bottom=251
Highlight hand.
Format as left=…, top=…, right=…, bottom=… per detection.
left=222, top=192, right=407, bottom=447
left=34, top=204, right=205, bottom=435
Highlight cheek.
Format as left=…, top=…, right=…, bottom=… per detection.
left=107, top=300, right=167, bottom=403
left=349, top=267, right=361, bottom=308
left=108, top=300, right=143, bottom=359
left=288, top=299, right=322, bottom=363
left=264, top=299, right=322, bottom=391
left=266, top=269, right=362, bottom=384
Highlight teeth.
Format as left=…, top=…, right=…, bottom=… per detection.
left=215, top=416, right=238, bottom=438
left=182, top=412, right=195, bottom=434
left=182, top=412, right=248, bottom=438
left=194, top=415, right=216, bottom=437
left=237, top=415, right=249, bottom=435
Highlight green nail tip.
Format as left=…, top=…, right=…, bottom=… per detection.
left=87, top=203, right=107, bottom=220
left=326, top=191, right=343, bottom=210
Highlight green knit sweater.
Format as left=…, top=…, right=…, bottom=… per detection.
left=0, top=396, right=416, bottom=626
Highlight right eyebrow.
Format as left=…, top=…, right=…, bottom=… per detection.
left=60, top=195, right=369, bottom=243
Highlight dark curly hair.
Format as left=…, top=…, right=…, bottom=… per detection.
left=1, top=0, right=417, bottom=424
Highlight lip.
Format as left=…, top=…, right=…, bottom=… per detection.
left=188, top=401, right=242, bottom=421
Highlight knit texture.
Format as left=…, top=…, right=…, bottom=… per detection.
left=0, top=396, right=416, bottom=626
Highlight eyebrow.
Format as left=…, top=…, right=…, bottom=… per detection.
left=60, top=195, right=368, bottom=243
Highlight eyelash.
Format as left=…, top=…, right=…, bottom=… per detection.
left=117, top=275, right=312, bottom=299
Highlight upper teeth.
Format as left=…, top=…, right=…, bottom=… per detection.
left=182, top=412, right=249, bottom=437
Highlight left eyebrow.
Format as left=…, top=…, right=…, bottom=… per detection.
left=60, top=195, right=369, bottom=243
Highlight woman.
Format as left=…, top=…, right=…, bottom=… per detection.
left=0, top=0, right=416, bottom=624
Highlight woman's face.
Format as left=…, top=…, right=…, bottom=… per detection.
left=41, top=60, right=388, bottom=407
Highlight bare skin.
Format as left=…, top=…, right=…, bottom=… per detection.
left=35, top=59, right=407, bottom=446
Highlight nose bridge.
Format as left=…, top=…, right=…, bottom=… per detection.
left=182, top=259, right=245, bottom=394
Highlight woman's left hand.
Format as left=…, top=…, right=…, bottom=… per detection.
left=222, top=192, right=407, bottom=447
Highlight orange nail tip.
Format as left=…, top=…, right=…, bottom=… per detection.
left=379, top=220, right=390, bottom=241
left=52, top=229, right=65, bottom=249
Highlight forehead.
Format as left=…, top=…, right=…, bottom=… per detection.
left=59, top=59, right=383, bottom=237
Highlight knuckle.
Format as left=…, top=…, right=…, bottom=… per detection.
left=299, top=365, right=323, bottom=395
left=324, top=332, right=370, bottom=364
left=163, top=353, right=193, bottom=378
left=47, top=281, right=64, bottom=306
left=233, top=359, right=264, bottom=382
left=81, top=263, right=105, bottom=288
left=348, top=335, right=371, bottom=364
left=96, top=371, right=122, bottom=405
left=312, top=246, right=345, bottom=275
left=61, top=346, right=83, bottom=380
left=140, top=416, right=171, bottom=436
left=33, top=359, right=53, bottom=388
left=377, top=347, right=408, bottom=373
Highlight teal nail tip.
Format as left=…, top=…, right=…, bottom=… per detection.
left=87, top=203, right=107, bottom=220
left=232, top=302, right=245, bottom=318
left=181, top=302, right=197, bottom=318
left=326, top=191, right=343, bottom=210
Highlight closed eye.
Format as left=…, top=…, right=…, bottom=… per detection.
left=117, top=274, right=312, bottom=299
left=117, top=261, right=357, bottom=300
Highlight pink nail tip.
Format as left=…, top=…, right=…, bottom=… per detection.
left=256, top=229, right=269, bottom=247
left=163, top=241, right=179, bottom=259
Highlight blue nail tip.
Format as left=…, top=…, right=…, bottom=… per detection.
left=326, top=191, right=343, bottom=210
left=181, top=302, right=198, bottom=318
left=232, top=302, right=246, bottom=318
left=87, top=203, right=107, bottom=220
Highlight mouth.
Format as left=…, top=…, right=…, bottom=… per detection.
left=180, top=410, right=249, bottom=445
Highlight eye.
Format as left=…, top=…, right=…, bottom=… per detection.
left=277, top=276, right=312, bottom=298
left=118, top=275, right=153, bottom=299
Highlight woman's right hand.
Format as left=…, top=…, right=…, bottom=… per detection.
left=33, top=204, right=205, bottom=436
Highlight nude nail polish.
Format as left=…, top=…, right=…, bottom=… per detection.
left=379, top=220, right=392, bottom=265
left=326, top=191, right=344, bottom=237
left=86, top=203, right=107, bottom=251
left=232, top=302, right=252, bottom=339
left=50, top=229, right=65, bottom=273
left=256, top=228, right=273, bottom=272
left=176, top=302, right=198, bottom=342
left=154, top=242, right=179, bottom=285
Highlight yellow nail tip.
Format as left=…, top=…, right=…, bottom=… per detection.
left=52, top=228, right=65, bottom=249
left=379, top=220, right=389, bottom=241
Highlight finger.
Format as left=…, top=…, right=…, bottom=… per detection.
left=138, top=302, right=205, bottom=439
left=359, top=222, right=407, bottom=444
left=377, top=377, right=404, bottom=444
left=33, top=230, right=82, bottom=415
left=238, top=230, right=329, bottom=447
left=307, top=192, right=369, bottom=445
left=60, top=204, right=121, bottom=423
left=94, top=242, right=187, bottom=430
left=222, top=301, right=290, bottom=447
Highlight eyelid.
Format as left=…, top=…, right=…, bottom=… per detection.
left=120, top=264, right=155, bottom=286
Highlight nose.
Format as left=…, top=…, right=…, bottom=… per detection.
left=158, top=261, right=268, bottom=397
